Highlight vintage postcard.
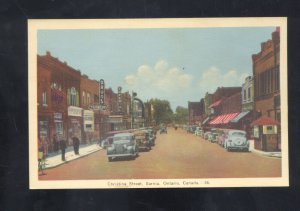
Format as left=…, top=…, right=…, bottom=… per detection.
left=28, top=18, right=288, bottom=189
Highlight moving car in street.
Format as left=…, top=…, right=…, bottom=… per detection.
left=107, top=133, right=139, bottom=161
left=160, top=127, right=168, bottom=134
left=224, top=130, right=249, bottom=152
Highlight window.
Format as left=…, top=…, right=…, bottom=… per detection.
left=87, top=93, right=90, bottom=105
left=248, top=87, right=251, bottom=99
left=68, top=87, right=78, bottom=106
left=42, top=91, right=47, bottom=106
left=244, top=90, right=246, bottom=101
left=82, top=91, right=85, bottom=105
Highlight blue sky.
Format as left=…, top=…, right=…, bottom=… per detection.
left=38, top=27, right=275, bottom=110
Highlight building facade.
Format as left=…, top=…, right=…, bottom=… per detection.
left=241, top=76, right=254, bottom=112
left=188, top=101, right=203, bottom=125
left=38, top=52, right=82, bottom=151
left=252, top=28, right=281, bottom=151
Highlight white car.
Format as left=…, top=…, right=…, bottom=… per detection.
left=224, top=130, right=249, bottom=152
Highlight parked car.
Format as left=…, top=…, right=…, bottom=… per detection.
left=100, top=136, right=113, bottom=149
left=208, top=129, right=218, bottom=143
left=224, top=130, right=249, bottom=151
left=134, top=130, right=152, bottom=151
left=147, top=129, right=156, bottom=146
left=194, top=127, right=203, bottom=136
left=216, top=131, right=226, bottom=147
left=107, top=133, right=139, bottom=161
left=188, top=125, right=196, bottom=134
left=160, top=127, right=167, bottom=134
left=203, top=131, right=211, bottom=140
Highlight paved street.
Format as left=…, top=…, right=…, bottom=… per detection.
left=39, top=127, right=281, bottom=180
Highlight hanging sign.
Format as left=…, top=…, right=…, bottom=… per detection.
left=99, top=79, right=105, bottom=105
left=118, top=86, right=122, bottom=113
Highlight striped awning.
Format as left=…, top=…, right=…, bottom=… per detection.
left=208, top=99, right=223, bottom=109
left=202, top=117, right=210, bottom=125
left=209, top=112, right=239, bottom=125
left=230, top=111, right=250, bottom=123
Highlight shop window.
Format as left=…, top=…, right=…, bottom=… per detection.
left=39, top=121, right=48, bottom=138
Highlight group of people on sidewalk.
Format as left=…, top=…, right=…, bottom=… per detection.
left=38, top=134, right=81, bottom=163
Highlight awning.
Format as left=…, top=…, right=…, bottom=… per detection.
left=230, top=111, right=250, bottom=123
left=209, top=112, right=239, bottom=125
left=208, top=99, right=222, bottom=108
left=251, top=116, right=280, bottom=126
left=202, top=117, right=210, bottom=125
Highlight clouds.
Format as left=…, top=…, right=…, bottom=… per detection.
left=123, top=60, right=249, bottom=109
left=124, top=59, right=193, bottom=94
left=198, top=66, right=249, bottom=93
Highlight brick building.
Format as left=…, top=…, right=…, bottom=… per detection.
left=252, top=28, right=281, bottom=151
left=208, top=87, right=242, bottom=128
left=38, top=52, right=82, bottom=151
left=188, top=101, right=204, bottom=125
left=80, top=75, right=101, bottom=143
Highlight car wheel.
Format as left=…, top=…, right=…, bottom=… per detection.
left=108, top=157, right=112, bottom=162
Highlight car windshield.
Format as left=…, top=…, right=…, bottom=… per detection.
left=231, top=132, right=246, bottom=137
left=113, top=136, right=132, bottom=144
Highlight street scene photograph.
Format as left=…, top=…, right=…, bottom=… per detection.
left=28, top=18, right=288, bottom=188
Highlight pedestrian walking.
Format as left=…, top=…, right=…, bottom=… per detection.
left=72, top=136, right=80, bottom=155
left=60, top=137, right=67, bottom=161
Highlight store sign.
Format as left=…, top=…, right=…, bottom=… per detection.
left=83, top=110, right=94, bottom=132
left=107, top=116, right=123, bottom=123
left=99, top=79, right=105, bottom=105
left=263, top=125, right=277, bottom=135
left=253, top=126, right=259, bottom=138
left=68, top=106, right=82, bottom=117
left=118, top=86, right=122, bottom=113
left=54, top=112, right=62, bottom=119
left=89, top=103, right=100, bottom=110
left=84, top=110, right=94, bottom=122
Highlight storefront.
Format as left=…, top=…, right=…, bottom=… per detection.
left=67, top=106, right=83, bottom=145
left=251, top=116, right=280, bottom=152
left=107, top=115, right=127, bottom=131
left=83, top=110, right=94, bottom=143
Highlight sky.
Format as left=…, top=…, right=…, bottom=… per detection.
left=38, top=27, right=275, bottom=111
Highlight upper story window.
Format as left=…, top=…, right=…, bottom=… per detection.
left=248, top=87, right=251, bottom=99
left=82, top=91, right=85, bottom=105
left=87, top=93, right=90, bottom=105
left=243, top=89, right=246, bottom=101
left=42, top=91, right=47, bottom=106
left=67, top=87, right=79, bottom=106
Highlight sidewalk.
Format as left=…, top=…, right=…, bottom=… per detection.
left=43, top=143, right=103, bottom=169
left=248, top=140, right=281, bottom=158
left=251, top=148, right=282, bottom=158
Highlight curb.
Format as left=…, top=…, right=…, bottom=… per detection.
left=251, top=150, right=281, bottom=158
left=44, top=147, right=102, bottom=170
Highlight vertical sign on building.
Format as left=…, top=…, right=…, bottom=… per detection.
left=118, top=86, right=122, bottom=114
left=99, top=79, right=106, bottom=110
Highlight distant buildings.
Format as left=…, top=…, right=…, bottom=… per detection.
left=188, top=28, right=281, bottom=152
